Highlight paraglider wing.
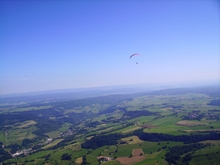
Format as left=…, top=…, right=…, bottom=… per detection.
left=129, top=53, right=140, bottom=58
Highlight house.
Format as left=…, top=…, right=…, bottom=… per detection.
left=97, top=156, right=111, bottom=162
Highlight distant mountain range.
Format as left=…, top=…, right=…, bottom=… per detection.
left=0, top=83, right=219, bottom=104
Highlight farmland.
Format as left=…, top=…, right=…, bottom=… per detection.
left=0, top=85, right=219, bottom=164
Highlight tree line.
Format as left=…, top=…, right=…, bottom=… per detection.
left=133, top=129, right=220, bottom=144
left=82, top=129, right=220, bottom=150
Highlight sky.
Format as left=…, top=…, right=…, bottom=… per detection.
left=0, top=0, right=220, bottom=95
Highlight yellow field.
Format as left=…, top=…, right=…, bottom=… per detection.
left=75, top=157, right=83, bottom=164
left=121, top=136, right=144, bottom=144
left=17, top=120, right=37, bottom=128
left=122, top=127, right=142, bottom=133
left=41, top=139, right=63, bottom=149
left=176, top=120, right=206, bottom=126
left=86, top=136, right=94, bottom=140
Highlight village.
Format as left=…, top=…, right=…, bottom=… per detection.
left=59, top=129, right=73, bottom=137
left=12, top=148, right=32, bottom=157
left=183, top=111, right=220, bottom=121
left=11, top=138, right=53, bottom=157
left=10, top=127, right=76, bottom=158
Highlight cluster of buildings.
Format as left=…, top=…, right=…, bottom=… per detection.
left=11, top=138, right=53, bottom=158
left=46, top=138, right=53, bottom=143
left=97, top=156, right=111, bottom=162
left=12, top=148, right=32, bottom=157
left=188, top=112, right=201, bottom=119
left=60, top=129, right=73, bottom=137
left=182, top=110, right=220, bottom=121
left=205, top=113, right=219, bottom=120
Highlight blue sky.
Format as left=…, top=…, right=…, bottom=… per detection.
left=0, top=0, right=219, bottom=95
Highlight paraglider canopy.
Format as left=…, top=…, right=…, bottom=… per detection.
left=129, top=53, right=141, bottom=59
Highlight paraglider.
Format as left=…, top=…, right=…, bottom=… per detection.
left=130, top=53, right=140, bottom=64
left=129, top=53, right=140, bottom=59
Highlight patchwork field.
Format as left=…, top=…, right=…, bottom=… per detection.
left=117, top=148, right=145, bottom=165
left=1, top=87, right=220, bottom=165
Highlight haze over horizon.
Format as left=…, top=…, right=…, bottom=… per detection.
left=1, top=1, right=220, bottom=95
